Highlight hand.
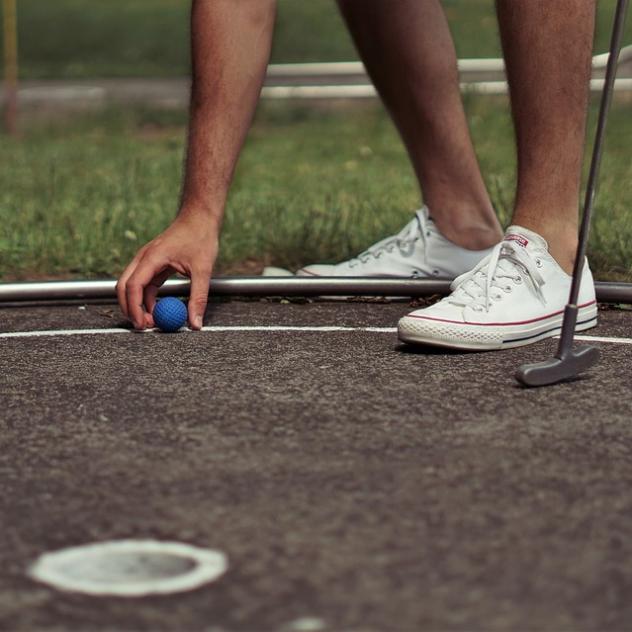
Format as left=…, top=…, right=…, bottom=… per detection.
left=116, top=213, right=219, bottom=331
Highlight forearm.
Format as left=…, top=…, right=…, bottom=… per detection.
left=180, top=0, right=276, bottom=224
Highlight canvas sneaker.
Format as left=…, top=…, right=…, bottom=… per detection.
left=297, top=207, right=494, bottom=280
left=398, top=226, right=598, bottom=350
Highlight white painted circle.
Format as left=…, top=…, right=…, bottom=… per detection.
left=287, top=617, right=327, bottom=631
left=29, top=540, right=228, bottom=597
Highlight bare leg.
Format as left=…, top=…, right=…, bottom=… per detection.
left=337, top=0, right=503, bottom=250
left=496, top=0, right=596, bottom=273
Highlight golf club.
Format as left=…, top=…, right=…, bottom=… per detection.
left=516, top=0, right=629, bottom=387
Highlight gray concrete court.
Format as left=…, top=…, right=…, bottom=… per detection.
left=1, top=299, right=632, bottom=631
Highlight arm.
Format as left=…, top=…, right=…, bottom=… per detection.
left=117, top=0, right=276, bottom=330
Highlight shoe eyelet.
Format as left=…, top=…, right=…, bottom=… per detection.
left=514, top=276, right=523, bottom=284
left=535, top=259, right=543, bottom=268
left=503, top=285, right=513, bottom=293
left=472, top=304, right=484, bottom=312
left=426, top=231, right=431, bottom=237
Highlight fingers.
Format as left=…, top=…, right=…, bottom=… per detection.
left=126, top=255, right=168, bottom=330
left=116, top=246, right=147, bottom=318
left=143, top=268, right=174, bottom=328
left=116, top=219, right=217, bottom=331
left=188, top=266, right=212, bottom=330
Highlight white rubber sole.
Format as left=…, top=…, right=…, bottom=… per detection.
left=398, top=302, right=598, bottom=351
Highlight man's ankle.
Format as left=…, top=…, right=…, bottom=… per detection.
left=433, top=215, right=504, bottom=251
left=509, top=215, right=579, bottom=274
left=540, top=232, right=578, bottom=275
left=424, top=197, right=503, bottom=250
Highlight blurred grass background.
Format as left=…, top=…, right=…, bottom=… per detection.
left=2, top=99, right=632, bottom=282
left=6, top=0, right=632, bottom=78
left=0, top=1, right=631, bottom=282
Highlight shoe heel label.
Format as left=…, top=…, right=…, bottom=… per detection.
left=505, top=234, right=529, bottom=248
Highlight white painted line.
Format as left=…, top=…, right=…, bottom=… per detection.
left=1, top=327, right=631, bottom=344
left=0, top=325, right=398, bottom=339
left=201, top=325, right=398, bottom=333
left=0, top=327, right=131, bottom=339
left=569, top=334, right=632, bottom=345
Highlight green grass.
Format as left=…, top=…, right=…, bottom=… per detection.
left=1, top=98, right=632, bottom=282
left=3, top=0, right=631, bottom=79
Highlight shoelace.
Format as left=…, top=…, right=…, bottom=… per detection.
left=352, top=210, right=429, bottom=266
left=448, top=241, right=546, bottom=312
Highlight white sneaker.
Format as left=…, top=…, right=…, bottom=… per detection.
left=297, top=207, right=494, bottom=279
left=398, top=226, right=598, bottom=350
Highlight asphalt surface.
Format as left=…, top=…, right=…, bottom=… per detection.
left=1, top=299, right=632, bottom=631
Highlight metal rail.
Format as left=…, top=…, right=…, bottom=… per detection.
left=265, top=45, right=632, bottom=80
left=261, top=79, right=632, bottom=100
left=261, top=44, right=632, bottom=97
left=0, top=278, right=630, bottom=304
left=3, top=45, right=632, bottom=108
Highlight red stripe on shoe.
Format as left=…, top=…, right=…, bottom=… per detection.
left=405, top=300, right=596, bottom=327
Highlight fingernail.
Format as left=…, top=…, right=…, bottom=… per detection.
left=194, top=316, right=203, bottom=330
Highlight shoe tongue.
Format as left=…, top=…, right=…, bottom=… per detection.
left=503, top=225, right=549, bottom=254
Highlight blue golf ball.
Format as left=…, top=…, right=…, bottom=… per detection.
left=153, top=297, right=188, bottom=333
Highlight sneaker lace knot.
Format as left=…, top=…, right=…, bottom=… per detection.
left=354, top=209, right=429, bottom=266
left=448, top=241, right=546, bottom=312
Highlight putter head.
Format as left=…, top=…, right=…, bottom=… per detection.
left=515, top=345, right=601, bottom=387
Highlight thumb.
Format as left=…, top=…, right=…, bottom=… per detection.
left=188, top=268, right=211, bottom=330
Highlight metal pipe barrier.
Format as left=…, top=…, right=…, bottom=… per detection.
left=261, top=79, right=632, bottom=100
left=4, top=46, right=632, bottom=109
left=261, top=44, right=632, bottom=97
left=265, top=45, right=632, bottom=79
left=0, top=278, right=630, bottom=304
